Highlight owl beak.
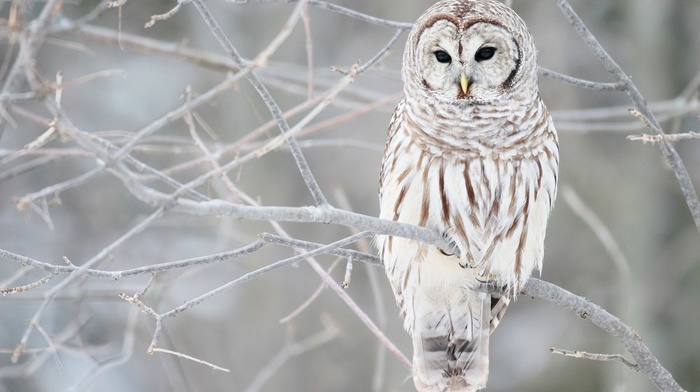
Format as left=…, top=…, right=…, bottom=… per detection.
left=459, top=73, right=469, bottom=94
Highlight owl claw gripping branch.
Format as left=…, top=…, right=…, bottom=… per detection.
left=377, top=0, right=559, bottom=391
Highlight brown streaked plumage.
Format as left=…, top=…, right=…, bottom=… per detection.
left=377, top=1, right=559, bottom=391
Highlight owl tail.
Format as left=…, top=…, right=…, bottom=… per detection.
left=411, top=290, right=509, bottom=392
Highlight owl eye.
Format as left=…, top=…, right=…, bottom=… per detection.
left=475, top=47, right=496, bottom=61
left=434, top=50, right=452, bottom=64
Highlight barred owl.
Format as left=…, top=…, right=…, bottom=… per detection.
left=377, top=0, right=559, bottom=391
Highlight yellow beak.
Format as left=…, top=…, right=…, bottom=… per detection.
left=460, top=73, right=469, bottom=94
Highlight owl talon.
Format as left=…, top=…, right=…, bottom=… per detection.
left=439, top=233, right=459, bottom=257
left=439, top=248, right=455, bottom=256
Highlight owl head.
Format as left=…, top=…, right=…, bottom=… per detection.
left=403, top=0, right=538, bottom=105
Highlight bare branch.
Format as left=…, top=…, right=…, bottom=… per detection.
left=627, top=131, right=700, bottom=143
left=72, top=24, right=237, bottom=72
left=149, top=348, right=230, bottom=373
left=0, top=240, right=268, bottom=280
left=156, top=232, right=375, bottom=321
left=189, top=0, right=329, bottom=206
left=562, top=186, right=632, bottom=320
left=279, top=258, right=343, bottom=323
left=244, top=317, right=340, bottom=392
left=244, top=0, right=413, bottom=29
left=339, top=255, right=353, bottom=288
left=144, top=3, right=183, bottom=28
left=259, top=233, right=381, bottom=265
left=303, top=255, right=412, bottom=370
left=15, top=167, right=105, bottom=212
left=356, top=28, right=405, bottom=75
left=549, top=347, right=638, bottom=371
left=301, top=4, right=314, bottom=98
left=0, top=0, right=66, bottom=137
left=523, top=279, right=686, bottom=392
left=555, top=0, right=700, bottom=235
left=0, top=273, right=57, bottom=294
left=538, top=66, right=624, bottom=91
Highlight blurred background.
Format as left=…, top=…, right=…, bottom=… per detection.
left=1, top=0, right=699, bottom=391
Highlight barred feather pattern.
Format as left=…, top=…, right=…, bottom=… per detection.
left=378, top=99, right=558, bottom=391
left=377, top=1, right=559, bottom=390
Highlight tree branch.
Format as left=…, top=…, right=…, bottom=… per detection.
left=555, top=0, right=700, bottom=236
left=549, top=348, right=638, bottom=371
left=523, top=279, right=686, bottom=392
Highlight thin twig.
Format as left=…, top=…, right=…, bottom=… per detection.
left=251, top=0, right=308, bottom=68
left=0, top=273, right=57, bottom=294
left=66, top=306, right=140, bottom=392
left=0, top=240, right=267, bottom=280
left=114, top=72, right=247, bottom=158
left=627, top=131, right=700, bottom=143
left=15, top=167, right=105, bottom=212
left=73, top=24, right=237, bottom=72
left=118, top=291, right=160, bottom=319
left=549, top=347, right=638, bottom=371
left=150, top=348, right=230, bottom=372
left=33, top=323, right=62, bottom=373
left=333, top=188, right=389, bottom=392
left=562, top=186, right=632, bottom=322
left=339, top=255, right=353, bottom=288
left=152, top=81, right=397, bottom=182
left=244, top=317, right=339, bottom=392
left=301, top=4, right=314, bottom=98
left=301, top=250, right=412, bottom=370
left=124, top=232, right=375, bottom=352
left=157, top=232, right=374, bottom=319
left=278, top=258, right=342, bottom=323
left=245, top=0, right=412, bottom=29
left=351, top=28, right=404, bottom=75
left=145, top=2, right=183, bottom=28
left=539, top=66, right=623, bottom=91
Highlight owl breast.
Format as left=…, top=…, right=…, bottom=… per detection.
left=379, top=97, right=558, bottom=296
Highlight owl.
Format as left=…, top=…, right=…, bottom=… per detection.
left=377, top=0, right=559, bottom=391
